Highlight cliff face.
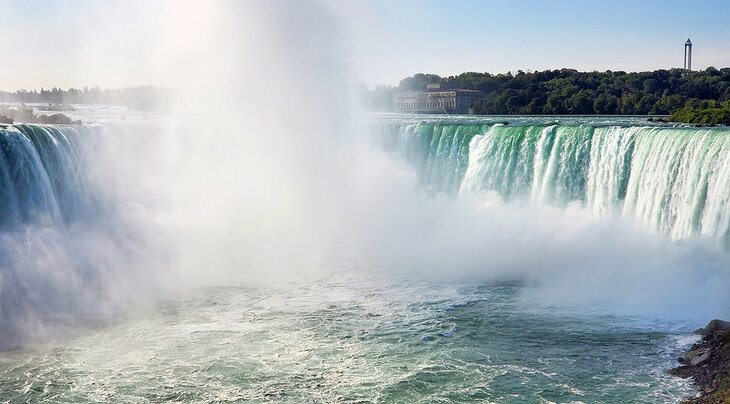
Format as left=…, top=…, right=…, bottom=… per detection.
left=670, top=320, right=730, bottom=403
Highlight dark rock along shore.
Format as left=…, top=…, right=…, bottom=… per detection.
left=670, top=320, right=730, bottom=403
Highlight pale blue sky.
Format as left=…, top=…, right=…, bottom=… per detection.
left=0, top=0, right=728, bottom=89
left=358, top=0, right=730, bottom=86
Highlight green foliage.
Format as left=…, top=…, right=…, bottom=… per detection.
left=366, top=67, right=730, bottom=115
left=670, top=106, right=730, bottom=125
left=593, top=93, right=619, bottom=114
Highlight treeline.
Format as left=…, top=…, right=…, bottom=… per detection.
left=363, top=68, right=730, bottom=115
left=670, top=103, right=730, bottom=125
left=0, top=86, right=171, bottom=110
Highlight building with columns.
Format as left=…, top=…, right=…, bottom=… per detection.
left=393, top=85, right=483, bottom=114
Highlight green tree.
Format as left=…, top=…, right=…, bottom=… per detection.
left=568, top=91, right=594, bottom=114
left=593, top=93, right=619, bottom=114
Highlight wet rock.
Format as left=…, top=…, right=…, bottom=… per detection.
left=671, top=319, right=730, bottom=403
left=690, top=351, right=710, bottom=366
left=694, top=319, right=730, bottom=336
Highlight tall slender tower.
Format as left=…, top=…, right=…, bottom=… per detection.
left=684, top=38, right=693, bottom=71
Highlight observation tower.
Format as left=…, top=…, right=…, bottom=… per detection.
left=684, top=38, right=693, bottom=71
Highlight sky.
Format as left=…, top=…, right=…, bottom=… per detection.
left=0, top=0, right=729, bottom=90
left=357, top=0, right=730, bottom=87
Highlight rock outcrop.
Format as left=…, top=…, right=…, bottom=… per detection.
left=694, top=320, right=730, bottom=336
left=670, top=319, right=730, bottom=403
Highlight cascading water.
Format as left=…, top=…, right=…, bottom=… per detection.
left=0, top=124, right=96, bottom=228
left=381, top=117, right=730, bottom=249
left=0, top=122, right=164, bottom=346
left=1, top=115, right=727, bottom=402
left=0, top=124, right=96, bottom=340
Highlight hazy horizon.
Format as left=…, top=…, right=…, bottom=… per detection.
left=3, top=62, right=730, bottom=94
left=1, top=0, right=728, bottom=90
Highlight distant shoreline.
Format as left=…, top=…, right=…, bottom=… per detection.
left=364, top=68, right=730, bottom=117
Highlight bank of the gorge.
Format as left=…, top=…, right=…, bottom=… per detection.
left=670, top=320, right=730, bottom=403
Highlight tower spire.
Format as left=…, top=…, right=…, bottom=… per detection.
left=684, top=38, right=693, bottom=71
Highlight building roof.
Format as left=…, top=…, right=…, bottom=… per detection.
left=686, top=38, right=692, bottom=45
left=394, top=88, right=484, bottom=95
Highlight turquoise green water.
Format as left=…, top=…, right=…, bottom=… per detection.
left=379, top=115, right=730, bottom=249
left=2, top=116, right=727, bottom=402
left=0, top=273, right=696, bottom=403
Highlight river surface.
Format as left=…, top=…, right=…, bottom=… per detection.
left=2, top=111, right=726, bottom=402
left=0, top=271, right=697, bottom=403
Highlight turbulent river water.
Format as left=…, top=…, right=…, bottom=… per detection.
left=1, top=111, right=728, bottom=403
left=0, top=273, right=698, bottom=402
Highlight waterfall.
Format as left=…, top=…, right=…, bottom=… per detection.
left=0, top=123, right=111, bottom=343
left=3, top=119, right=729, bottom=257
left=0, top=124, right=97, bottom=228
left=0, top=119, right=728, bottom=343
left=381, top=121, right=730, bottom=248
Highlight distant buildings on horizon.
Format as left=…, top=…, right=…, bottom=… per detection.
left=393, top=38, right=699, bottom=114
left=392, top=84, right=482, bottom=114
